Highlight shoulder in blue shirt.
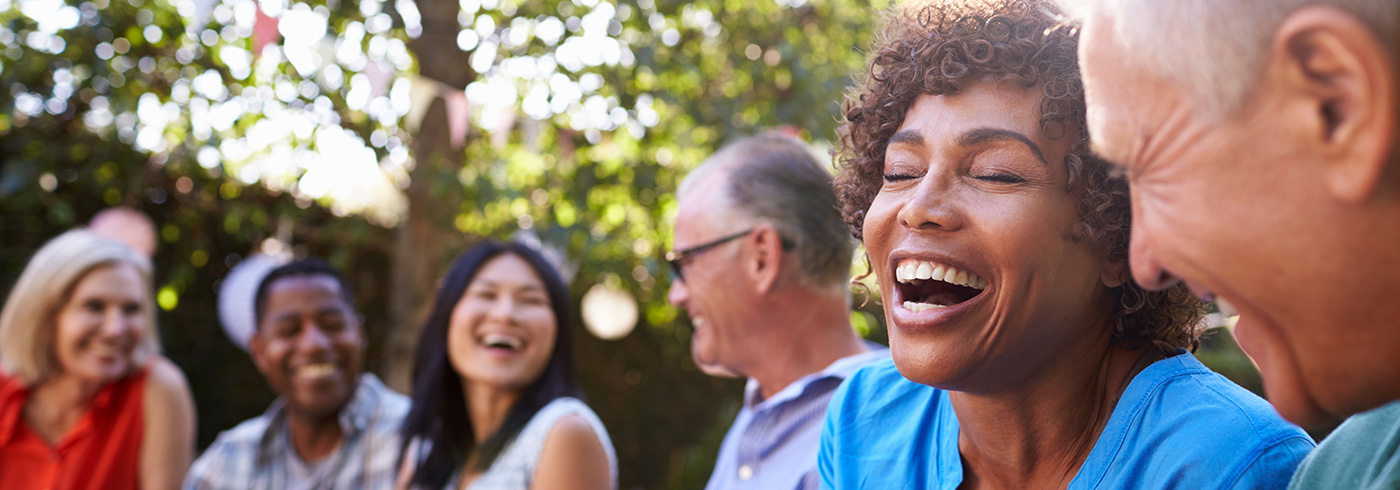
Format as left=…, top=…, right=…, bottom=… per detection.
left=819, top=351, right=1314, bottom=490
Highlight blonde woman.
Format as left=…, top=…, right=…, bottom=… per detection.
left=0, top=230, right=196, bottom=490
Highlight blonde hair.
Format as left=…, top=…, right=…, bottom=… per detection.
left=0, top=230, right=161, bottom=384
left=1066, top=0, right=1399, bottom=117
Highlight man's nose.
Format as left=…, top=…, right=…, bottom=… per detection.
left=666, top=275, right=688, bottom=307
left=296, top=322, right=333, bottom=350
left=1129, top=225, right=1180, bottom=291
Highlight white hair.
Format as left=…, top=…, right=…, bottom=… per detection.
left=1066, top=0, right=1398, bottom=116
left=677, top=133, right=857, bottom=297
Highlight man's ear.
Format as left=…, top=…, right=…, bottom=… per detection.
left=249, top=332, right=271, bottom=375
left=1274, top=6, right=1397, bottom=202
left=748, top=223, right=785, bottom=295
left=1100, top=259, right=1128, bottom=289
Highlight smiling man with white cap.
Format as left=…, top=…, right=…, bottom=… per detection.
left=185, top=258, right=408, bottom=490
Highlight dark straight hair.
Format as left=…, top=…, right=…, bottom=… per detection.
left=399, top=240, right=580, bottom=488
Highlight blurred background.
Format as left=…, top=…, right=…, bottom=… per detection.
left=0, top=0, right=1269, bottom=487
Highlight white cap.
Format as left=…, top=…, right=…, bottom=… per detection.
left=217, top=254, right=291, bottom=351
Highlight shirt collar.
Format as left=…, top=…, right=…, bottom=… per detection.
left=743, top=342, right=890, bottom=409
left=257, top=373, right=388, bottom=456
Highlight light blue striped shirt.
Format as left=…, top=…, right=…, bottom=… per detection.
left=705, top=345, right=888, bottom=490
left=184, top=373, right=410, bottom=490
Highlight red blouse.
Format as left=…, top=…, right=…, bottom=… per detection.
left=0, top=367, right=149, bottom=490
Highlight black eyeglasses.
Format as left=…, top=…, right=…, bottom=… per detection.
left=665, top=229, right=754, bottom=282
left=665, top=229, right=795, bottom=282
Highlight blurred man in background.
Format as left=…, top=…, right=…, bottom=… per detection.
left=667, top=133, right=887, bottom=490
left=89, top=206, right=158, bottom=258
left=1073, top=0, right=1400, bottom=487
left=185, top=258, right=408, bottom=490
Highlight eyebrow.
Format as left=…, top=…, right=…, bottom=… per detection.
left=472, top=280, right=546, bottom=293
left=958, top=127, right=1049, bottom=166
left=887, top=130, right=925, bottom=147
left=272, top=305, right=347, bottom=321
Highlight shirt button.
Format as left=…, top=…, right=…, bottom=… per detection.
left=738, top=464, right=753, bottom=481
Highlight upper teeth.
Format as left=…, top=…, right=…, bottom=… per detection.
left=894, top=259, right=987, bottom=289
left=297, top=362, right=337, bottom=379
left=482, top=333, right=522, bottom=350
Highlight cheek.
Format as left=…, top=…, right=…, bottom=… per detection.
left=862, top=195, right=899, bottom=266
left=54, top=310, right=93, bottom=355
left=527, top=313, right=558, bottom=362
left=446, top=316, right=475, bottom=368
left=124, top=312, right=148, bottom=339
left=447, top=301, right=480, bottom=342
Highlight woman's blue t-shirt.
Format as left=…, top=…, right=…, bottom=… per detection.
left=819, top=351, right=1314, bottom=490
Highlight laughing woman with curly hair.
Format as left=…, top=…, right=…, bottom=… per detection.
left=817, top=1, right=1313, bottom=488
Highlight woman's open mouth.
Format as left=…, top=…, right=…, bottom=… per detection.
left=893, top=258, right=988, bottom=312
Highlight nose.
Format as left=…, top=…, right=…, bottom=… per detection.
left=667, top=275, right=689, bottom=307
left=896, top=173, right=963, bottom=232
left=295, top=321, right=334, bottom=351
left=486, top=295, right=518, bottom=324
left=100, top=306, right=134, bottom=337
left=1128, top=221, right=1180, bottom=291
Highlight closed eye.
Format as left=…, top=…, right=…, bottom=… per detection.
left=974, top=173, right=1024, bottom=184
left=883, top=172, right=920, bottom=182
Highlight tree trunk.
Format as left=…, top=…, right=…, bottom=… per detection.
left=383, top=4, right=477, bottom=392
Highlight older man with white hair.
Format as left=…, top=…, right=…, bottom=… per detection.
left=667, top=133, right=886, bottom=490
left=1071, top=0, right=1400, bottom=488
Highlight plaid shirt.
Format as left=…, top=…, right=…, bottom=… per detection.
left=184, top=374, right=410, bottom=490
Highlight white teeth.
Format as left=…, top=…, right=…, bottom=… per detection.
left=903, top=301, right=947, bottom=313
left=915, top=262, right=933, bottom=280
left=892, top=259, right=987, bottom=290
left=481, top=333, right=523, bottom=350
left=296, top=362, right=337, bottom=379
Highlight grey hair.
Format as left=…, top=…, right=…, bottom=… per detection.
left=680, top=133, right=856, bottom=294
left=1065, top=0, right=1398, bottom=117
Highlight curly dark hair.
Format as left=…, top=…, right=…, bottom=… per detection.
left=835, top=0, right=1204, bottom=353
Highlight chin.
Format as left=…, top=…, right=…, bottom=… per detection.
left=72, top=365, right=129, bottom=386
left=889, top=339, right=965, bottom=388
left=296, top=397, right=352, bottom=418
left=1261, top=375, right=1337, bottom=429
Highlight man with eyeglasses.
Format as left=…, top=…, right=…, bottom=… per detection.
left=667, top=133, right=887, bottom=490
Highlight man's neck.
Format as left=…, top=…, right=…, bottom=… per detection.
left=949, top=344, right=1146, bottom=490
left=286, top=410, right=345, bottom=463
left=747, top=289, right=871, bottom=401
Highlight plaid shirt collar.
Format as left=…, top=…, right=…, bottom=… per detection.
left=254, top=373, right=390, bottom=465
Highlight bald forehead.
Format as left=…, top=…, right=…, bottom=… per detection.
left=676, top=169, right=730, bottom=224
left=678, top=151, right=739, bottom=198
